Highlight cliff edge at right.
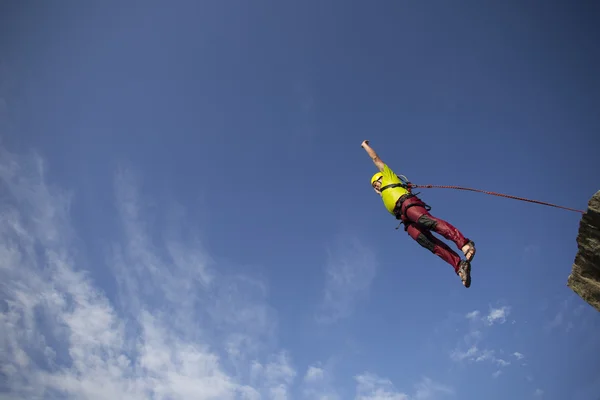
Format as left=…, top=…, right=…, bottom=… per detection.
left=567, top=190, right=600, bottom=312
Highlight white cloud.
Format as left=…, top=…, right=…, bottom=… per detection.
left=450, top=345, right=510, bottom=367
left=450, top=345, right=479, bottom=362
left=316, top=233, right=377, bottom=323
left=413, top=377, right=454, bottom=400
left=486, top=306, right=510, bottom=325
left=463, top=306, right=510, bottom=326
left=304, top=365, right=325, bottom=383
left=250, top=351, right=297, bottom=400
left=513, top=352, right=525, bottom=360
left=475, top=349, right=496, bottom=363
left=534, top=388, right=544, bottom=396
left=0, top=147, right=297, bottom=399
left=301, top=363, right=340, bottom=400
left=449, top=306, right=520, bottom=376
left=495, top=359, right=510, bottom=367
left=355, top=373, right=409, bottom=400
left=354, top=374, right=452, bottom=400
left=492, top=370, right=502, bottom=379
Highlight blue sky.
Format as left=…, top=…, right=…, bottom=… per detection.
left=1, top=1, right=600, bottom=399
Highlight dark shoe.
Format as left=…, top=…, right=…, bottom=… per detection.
left=457, top=260, right=471, bottom=288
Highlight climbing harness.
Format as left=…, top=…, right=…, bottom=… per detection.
left=377, top=176, right=432, bottom=230
left=392, top=192, right=432, bottom=231
left=378, top=174, right=413, bottom=193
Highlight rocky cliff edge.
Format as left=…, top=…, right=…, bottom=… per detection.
left=567, top=190, right=600, bottom=312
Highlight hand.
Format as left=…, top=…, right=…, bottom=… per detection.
left=361, top=140, right=370, bottom=148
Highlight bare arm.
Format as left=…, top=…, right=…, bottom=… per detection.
left=361, top=140, right=385, bottom=171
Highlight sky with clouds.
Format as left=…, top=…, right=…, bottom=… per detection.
left=1, top=1, right=600, bottom=399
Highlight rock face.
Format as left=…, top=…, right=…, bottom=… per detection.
left=567, top=190, right=600, bottom=312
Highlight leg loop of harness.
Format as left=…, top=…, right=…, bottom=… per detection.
left=393, top=194, right=432, bottom=231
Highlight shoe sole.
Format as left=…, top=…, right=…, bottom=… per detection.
left=459, top=262, right=471, bottom=288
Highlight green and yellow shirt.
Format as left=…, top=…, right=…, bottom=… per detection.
left=380, top=164, right=409, bottom=214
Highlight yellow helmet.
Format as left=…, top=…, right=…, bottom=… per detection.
left=370, top=172, right=383, bottom=186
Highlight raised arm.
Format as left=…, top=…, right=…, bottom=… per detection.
left=361, top=140, right=385, bottom=171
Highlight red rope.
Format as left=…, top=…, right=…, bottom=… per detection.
left=408, top=183, right=586, bottom=214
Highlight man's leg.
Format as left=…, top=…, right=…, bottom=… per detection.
left=406, top=223, right=462, bottom=273
left=402, top=197, right=475, bottom=259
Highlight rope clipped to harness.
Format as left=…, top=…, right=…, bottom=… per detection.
left=379, top=174, right=583, bottom=233
left=407, top=183, right=585, bottom=214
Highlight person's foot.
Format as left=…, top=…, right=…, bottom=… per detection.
left=461, top=240, right=476, bottom=262
left=457, top=260, right=471, bottom=288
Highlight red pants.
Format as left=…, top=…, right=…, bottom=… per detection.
left=398, top=195, right=470, bottom=272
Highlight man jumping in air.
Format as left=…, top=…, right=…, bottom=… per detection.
left=361, top=140, right=476, bottom=288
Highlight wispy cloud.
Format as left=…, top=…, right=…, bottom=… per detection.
left=304, top=366, right=325, bottom=382
left=301, top=363, right=340, bottom=400
left=534, top=388, right=544, bottom=396
left=545, top=297, right=587, bottom=334
left=413, top=377, right=454, bottom=400
left=496, top=359, right=510, bottom=367
left=316, top=233, right=377, bottom=324
left=250, top=351, right=297, bottom=400
left=354, top=373, right=453, bottom=400
left=355, top=373, right=408, bottom=400
left=0, top=147, right=295, bottom=399
left=485, top=306, right=510, bottom=325
left=450, top=345, right=509, bottom=367
left=449, top=305, right=519, bottom=377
